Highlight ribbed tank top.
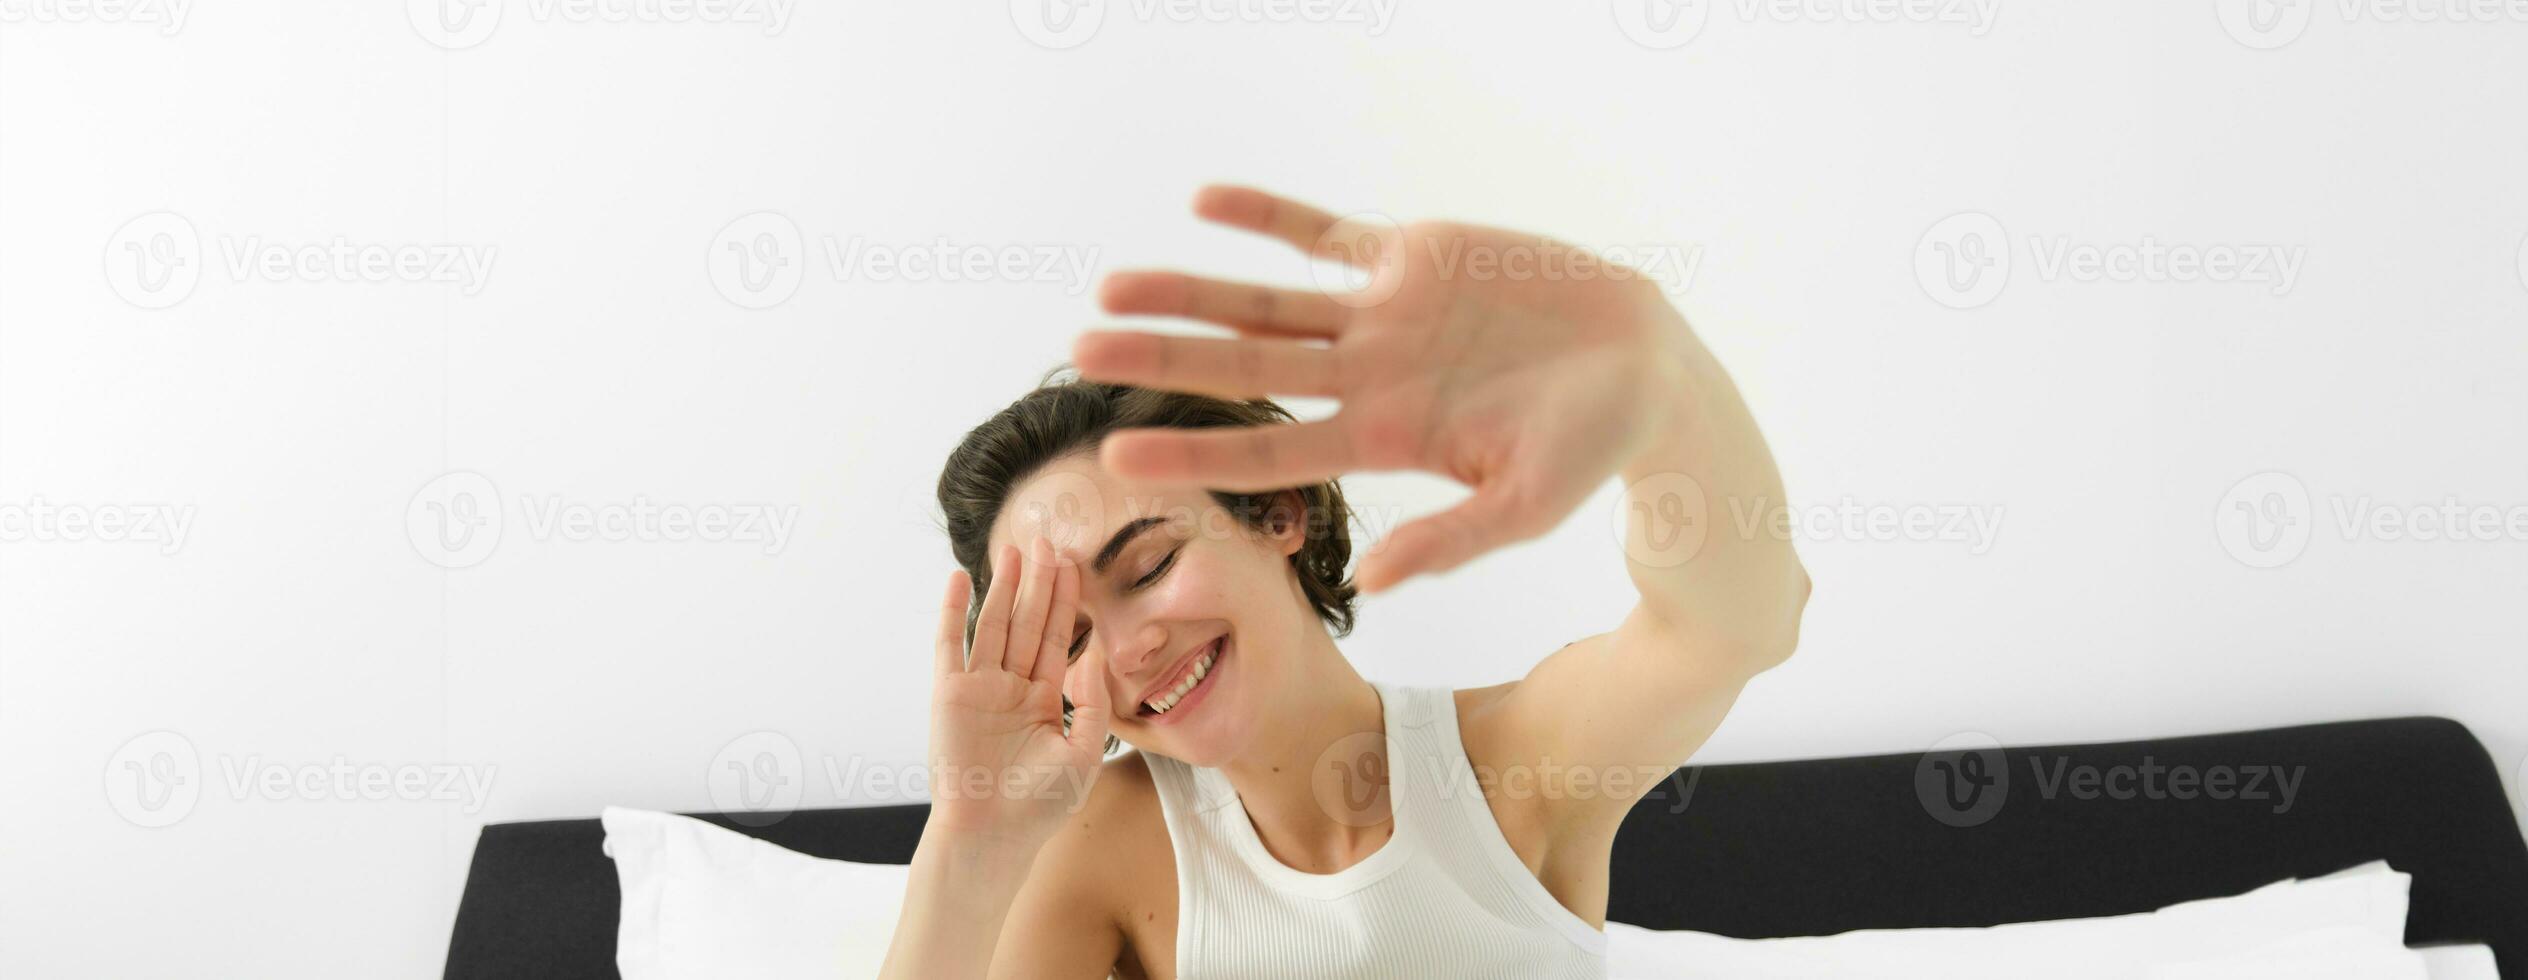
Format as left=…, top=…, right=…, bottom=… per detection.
left=1140, top=681, right=1609, bottom=979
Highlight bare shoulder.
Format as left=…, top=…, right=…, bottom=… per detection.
left=1034, top=749, right=1171, bottom=893
left=1450, top=677, right=1556, bottom=868
left=1024, top=750, right=1178, bottom=978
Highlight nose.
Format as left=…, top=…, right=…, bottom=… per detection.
left=1108, top=621, right=1170, bottom=677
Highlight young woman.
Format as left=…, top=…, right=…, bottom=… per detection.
left=881, top=187, right=1810, bottom=979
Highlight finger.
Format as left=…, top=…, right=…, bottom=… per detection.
left=1074, top=330, right=1345, bottom=401
left=969, top=544, right=1020, bottom=673
left=1355, top=485, right=1539, bottom=594
left=1029, top=559, right=1080, bottom=684
left=933, top=570, right=972, bottom=676
left=1100, top=419, right=1371, bottom=492
left=1098, top=270, right=1350, bottom=339
left=1191, top=185, right=1361, bottom=267
left=1061, top=629, right=1112, bottom=755
left=1008, top=537, right=1057, bottom=681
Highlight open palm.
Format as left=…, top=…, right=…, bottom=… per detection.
left=1075, top=187, right=1689, bottom=592
left=925, top=539, right=1110, bottom=847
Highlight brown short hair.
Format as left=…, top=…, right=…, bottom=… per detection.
left=937, top=368, right=1360, bottom=637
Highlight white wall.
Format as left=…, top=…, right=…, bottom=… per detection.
left=5, top=2, right=2526, bottom=976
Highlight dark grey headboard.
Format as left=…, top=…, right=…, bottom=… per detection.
left=445, top=716, right=2528, bottom=978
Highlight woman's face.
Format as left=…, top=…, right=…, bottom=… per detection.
left=990, top=452, right=1310, bottom=767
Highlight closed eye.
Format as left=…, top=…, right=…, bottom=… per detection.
left=1069, top=546, right=1182, bottom=663
left=1132, top=547, right=1181, bottom=592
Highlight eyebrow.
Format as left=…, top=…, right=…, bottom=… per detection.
left=1092, top=517, right=1168, bottom=576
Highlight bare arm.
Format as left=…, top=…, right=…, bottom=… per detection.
left=881, top=539, right=1117, bottom=979
left=1070, top=186, right=1810, bottom=827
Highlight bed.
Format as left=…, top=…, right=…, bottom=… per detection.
left=442, top=715, right=2528, bottom=978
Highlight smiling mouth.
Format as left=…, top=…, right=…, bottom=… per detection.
left=1137, top=635, right=1226, bottom=719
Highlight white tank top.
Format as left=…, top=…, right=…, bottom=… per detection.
left=1141, top=681, right=1609, bottom=979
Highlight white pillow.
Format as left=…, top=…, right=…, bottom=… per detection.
left=1606, top=862, right=2429, bottom=980
left=600, top=806, right=910, bottom=980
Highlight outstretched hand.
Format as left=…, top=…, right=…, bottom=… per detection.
left=1075, top=186, right=1691, bottom=593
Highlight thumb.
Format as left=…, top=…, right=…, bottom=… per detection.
left=1063, top=639, right=1112, bottom=755
left=1356, top=485, right=1536, bottom=593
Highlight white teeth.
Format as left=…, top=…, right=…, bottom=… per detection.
left=1145, top=644, right=1221, bottom=715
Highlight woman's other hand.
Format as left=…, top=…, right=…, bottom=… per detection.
left=925, top=537, right=1111, bottom=851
